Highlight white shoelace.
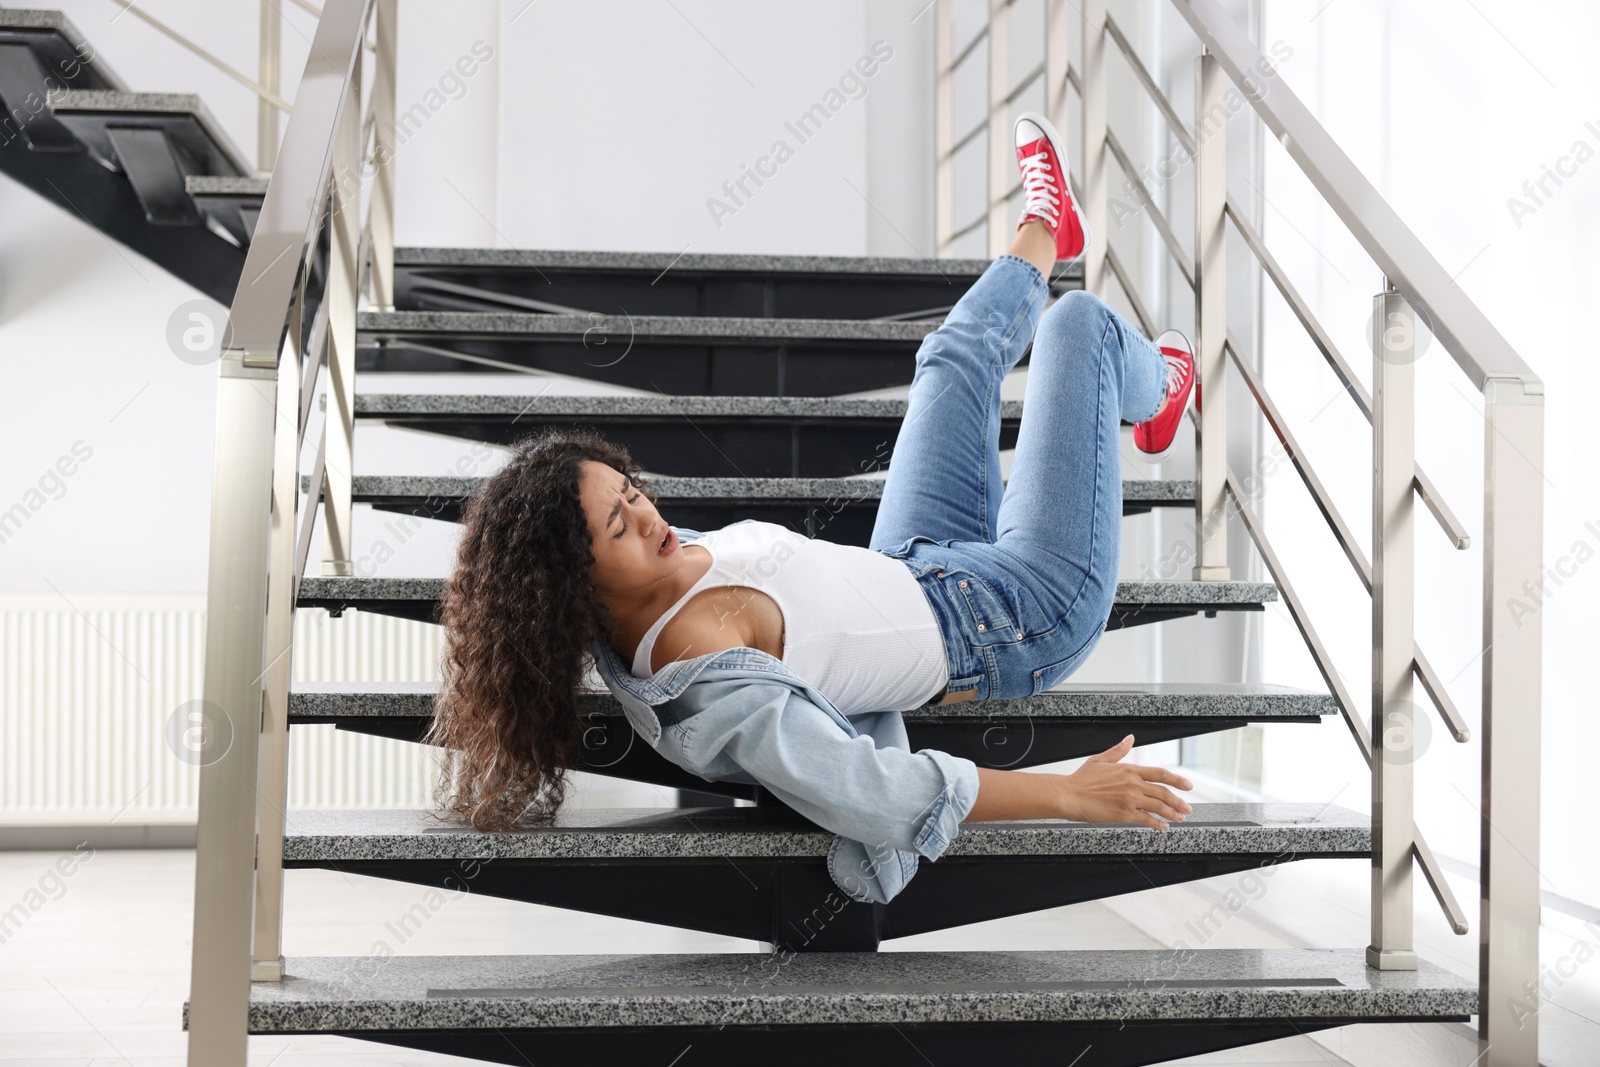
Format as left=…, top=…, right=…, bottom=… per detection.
left=1163, top=350, right=1189, bottom=399
left=1017, top=148, right=1061, bottom=227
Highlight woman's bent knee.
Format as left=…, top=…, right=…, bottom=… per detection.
left=1038, top=289, right=1112, bottom=348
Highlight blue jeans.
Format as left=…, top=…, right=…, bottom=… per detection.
left=872, top=253, right=1170, bottom=703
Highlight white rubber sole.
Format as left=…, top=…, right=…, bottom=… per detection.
left=1015, top=109, right=1092, bottom=264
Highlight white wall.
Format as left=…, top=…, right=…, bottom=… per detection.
left=494, top=0, right=934, bottom=255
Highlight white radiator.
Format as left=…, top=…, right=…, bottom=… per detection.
left=0, top=593, right=444, bottom=822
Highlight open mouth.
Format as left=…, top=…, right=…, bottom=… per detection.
left=658, top=527, right=677, bottom=556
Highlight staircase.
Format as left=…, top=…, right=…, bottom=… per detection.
left=3, top=2, right=1542, bottom=1065
left=0, top=10, right=253, bottom=302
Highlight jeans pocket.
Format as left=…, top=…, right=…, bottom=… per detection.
left=946, top=569, right=1023, bottom=646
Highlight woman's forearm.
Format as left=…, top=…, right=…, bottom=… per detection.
left=963, top=767, right=1072, bottom=821
left=962, top=738, right=1195, bottom=829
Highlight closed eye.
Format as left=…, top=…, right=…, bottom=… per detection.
left=612, top=491, right=642, bottom=539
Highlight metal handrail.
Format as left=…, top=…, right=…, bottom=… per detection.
left=220, top=30, right=366, bottom=365
left=297, top=294, right=330, bottom=444
left=935, top=3, right=1542, bottom=1061
left=1102, top=134, right=1471, bottom=558
left=1414, top=650, right=1471, bottom=742
left=1225, top=458, right=1467, bottom=940
left=1171, top=0, right=1539, bottom=391
left=1222, top=465, right=1373, bottom=763
left=969, top=0, right=1486, bottom=806
left=1222, top=334, right=1371, bottom=588
left=1223, top=198, right=1366, bottom=416
left=1414, top=471, right=1470, bottom=549
left=1103, top=243, right=1155, bottom=337
left=187, top=2, right=375, bottom=1063
left=1225, top=200, right=1469, bottom=550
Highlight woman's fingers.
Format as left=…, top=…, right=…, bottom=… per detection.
left=1085, top=734, right=1135, bottom=764
left=1142, top=783, right=1193, bottom=815
left=1135, top=794, right=1188, bottom=823
left=1133, top=764, right=1194, bottom=791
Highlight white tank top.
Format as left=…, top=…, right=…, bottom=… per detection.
left=629, top=521, right=949, bottom=714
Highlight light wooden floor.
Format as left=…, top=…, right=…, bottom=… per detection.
left=1, top=830, right=1592, bottom=1066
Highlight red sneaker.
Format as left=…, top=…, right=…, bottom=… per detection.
left=1134, top=329, right=1196, bottom=460
left=1014, top=111, right=1090, bottom=262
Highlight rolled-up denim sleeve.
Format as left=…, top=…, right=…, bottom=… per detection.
left=664, top=676, right=981, bottom=860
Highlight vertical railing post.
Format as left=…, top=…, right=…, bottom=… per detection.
left=184, top=356, right=282, bottom=1066
left=187, top=3, right=372, bottom=1060
left=1191, top=48, right=1229, bottom=580
left=249, top=275, right=307, bottom=985
left=1478, top=376, right=1544, bottom=1067
left=257, top=0, right=279, bottom=173
left=321, top=52, right=363, bottom=577
left=1368, top=278, right=1418, bottom=970
left=1080, top=0, right=1106, bottom=295
left=984, top=0, right=1011, bottom=257
left=933, top=0, right=954, bottom=258
left=366, top=0, right=397, bottom=310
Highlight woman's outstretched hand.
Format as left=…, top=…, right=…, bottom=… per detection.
left=1059, top=735, right=1195, bottom=830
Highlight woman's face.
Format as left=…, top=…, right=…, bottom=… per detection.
left=577, top=459, right=684, bottom=597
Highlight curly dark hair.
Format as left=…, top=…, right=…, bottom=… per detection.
left=424, top=426, right=653, bottom=832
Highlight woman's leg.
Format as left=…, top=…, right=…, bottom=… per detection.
left=868, top=253, right=1050, bottom=552
left=989, top=289, right=1169, bottom=666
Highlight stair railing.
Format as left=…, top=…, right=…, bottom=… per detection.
left=185, top=0, right=394, bottom=1063
left=933, top=1, right=1543, bottom=1064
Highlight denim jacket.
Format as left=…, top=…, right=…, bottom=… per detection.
left=587, top=521, right=982, bottom=906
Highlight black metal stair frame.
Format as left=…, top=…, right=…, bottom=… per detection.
left=289, top=680, right=1334, bottom=799
left=355, top=393, right=1023, bottom=479
left=312, top=471, right=1195, bottom=549
left=388, top=247, right=1083, bottom=319
left=297, top=574, right=1277, bottom=633
left=281, top=804, right=1368, bottom=952
left=186, top=173, right=268, bottom=246
left=0, top=11, right=248, bottom=301
left=47, top=89, right=252, bottom=219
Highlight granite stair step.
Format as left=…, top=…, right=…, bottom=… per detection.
left=0, top=10, right=126, bottom=149
left=391, top=246, right=1083, bottom=321
left=298, top=575, right=1276, bottom=631
left=191, top=947, right=1476, bottom=1065
left=356, top=310, right=949, bottom=392
left=279, top=804, right=1368, bottom=950
left=289, top=680, right=1332, bottom=794
left=314, top=473, right=1195, bottom=537
left=355, top=392, right=1032, bottom=478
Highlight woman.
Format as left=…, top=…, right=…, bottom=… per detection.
left=428, top=112, right=1199, bottom=905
